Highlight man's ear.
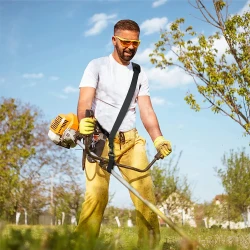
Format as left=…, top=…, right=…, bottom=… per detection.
left=112, top=36, right=116, bottom=46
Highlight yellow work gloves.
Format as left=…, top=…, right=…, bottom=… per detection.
left=154, top=136, right=172, bottom=158
left=79, top=117, right=96, bottom=135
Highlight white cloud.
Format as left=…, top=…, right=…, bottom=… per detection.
left=214, top=43, right=240, bottom=67
left=146, top=66, right=193, bottom=89
left=151, top=97, right=165, bottom=105
left=57, top=94, right=68, bottom=99
left=63, top=86, right=78, bottom=94
left=135, top=43, right=193, bottom=89
left=50, top=92, right=68, bottom=99
left=85, top=13, right=117, bottom=36
left=151, top=97, right=175, bottom=107
left=190, top=35, right=232, bottom=63
left=134, top=46, right=154, bottom=65
left=238, top=0, right=250, bottom=15
left=22, top=73, right=44, bottom=79
left=166, top=100, right=174, bottom=107
left=135, top=43, right=177, bottom=66
left=22, top=82, right=37, bottom=88
left=49, top=76, right=59, bottom=81
left=140, top=17, right=168, bottom=35
left=152, top=0, right=167, bottom=8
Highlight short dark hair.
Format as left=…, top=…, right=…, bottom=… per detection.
left=114, top=19, right=140, bottom=34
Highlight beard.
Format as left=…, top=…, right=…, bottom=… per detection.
left=115, top=44, right=136, bottom=62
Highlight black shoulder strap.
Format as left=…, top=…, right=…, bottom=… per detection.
left=107, top=62, right=141, bottom=173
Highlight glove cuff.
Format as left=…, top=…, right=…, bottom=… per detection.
left=153, top=136, right=165, bottom=147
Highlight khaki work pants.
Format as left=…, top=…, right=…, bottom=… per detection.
left=75, top=128, right=160, bottom=248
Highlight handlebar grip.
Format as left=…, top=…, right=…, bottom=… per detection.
left=85, top=109, right=94, bottom=118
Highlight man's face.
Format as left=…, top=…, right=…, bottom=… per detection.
left=112, top=30, right=140, bottom=63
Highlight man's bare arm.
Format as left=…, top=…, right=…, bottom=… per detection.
left=77, top=87, right=96, bottom=121
left=137, top=95, right=163, bottom=142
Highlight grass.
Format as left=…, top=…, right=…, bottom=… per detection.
left=0, top=223, right=250, bottom=250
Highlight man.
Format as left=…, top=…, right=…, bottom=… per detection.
left=76, top=19, right=172, bottom=249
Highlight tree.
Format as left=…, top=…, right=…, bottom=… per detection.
left=53, top=174, right=85, bottom=224
left=103, top=206, right=136, bottom=227
left=0, top=97, right=84, bottom=222
left=216, top=148, right=250, bottom=221
left=150, top=0, right=250, bottom=136
left=14, top=178, right=48, bottom=224
left=151, top=151, right=192, bottom=214
left=0, top=97, right=38, bottom=219
left=201, top=197, right=231, bottom=228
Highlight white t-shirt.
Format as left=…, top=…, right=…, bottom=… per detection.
left=79, top=54, right=150, bottom=133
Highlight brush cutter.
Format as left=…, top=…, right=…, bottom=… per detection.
left=48, top=112, right=204, bottom=249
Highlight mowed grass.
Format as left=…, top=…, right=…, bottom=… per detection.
left=0, top=224, right=250, bottom=250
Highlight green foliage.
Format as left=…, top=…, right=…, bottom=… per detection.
left=0, top=98, right=38, bottom=218
left=151, top=151, right=192, bottom=213
left=103, top=206, right=136, bottom=227
left=1, top=225, right=250, bottom=250
left=196, top=199, right=234, bottom=228
left=150, top=1, right=250, bottom=136
left=53, top=183, right=84, bottom=223
left=216, top=148, right=250, bottom=217
left=0, top=97, right=83, bottom=223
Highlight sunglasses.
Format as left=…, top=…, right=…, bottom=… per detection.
left=114, top=36, right=141, bottom=48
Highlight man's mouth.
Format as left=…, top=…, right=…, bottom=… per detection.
left=124, top=51, right=133, bottom=56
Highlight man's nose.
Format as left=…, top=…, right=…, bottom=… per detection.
left=128, top=43, right=135, bottom=49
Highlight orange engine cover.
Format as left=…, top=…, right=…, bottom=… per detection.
left=50, top=113, right=79, bottom=136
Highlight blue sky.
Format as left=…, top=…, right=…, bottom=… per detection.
left=1, top=0, right=249, bottom=208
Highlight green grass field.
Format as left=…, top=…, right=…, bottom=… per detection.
left=0, top=224, right=250, bottom=250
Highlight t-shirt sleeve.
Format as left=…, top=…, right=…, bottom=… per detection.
left=138, top=68, right=150, bottom=96
left=79, top=60, right=99, bottom=88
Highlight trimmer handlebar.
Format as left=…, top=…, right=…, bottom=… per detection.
left=84, top=139, right=162, bottom=172
left=84, top=109, right=162, bottom=172
left=85, top=109, right=94, bottom=118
